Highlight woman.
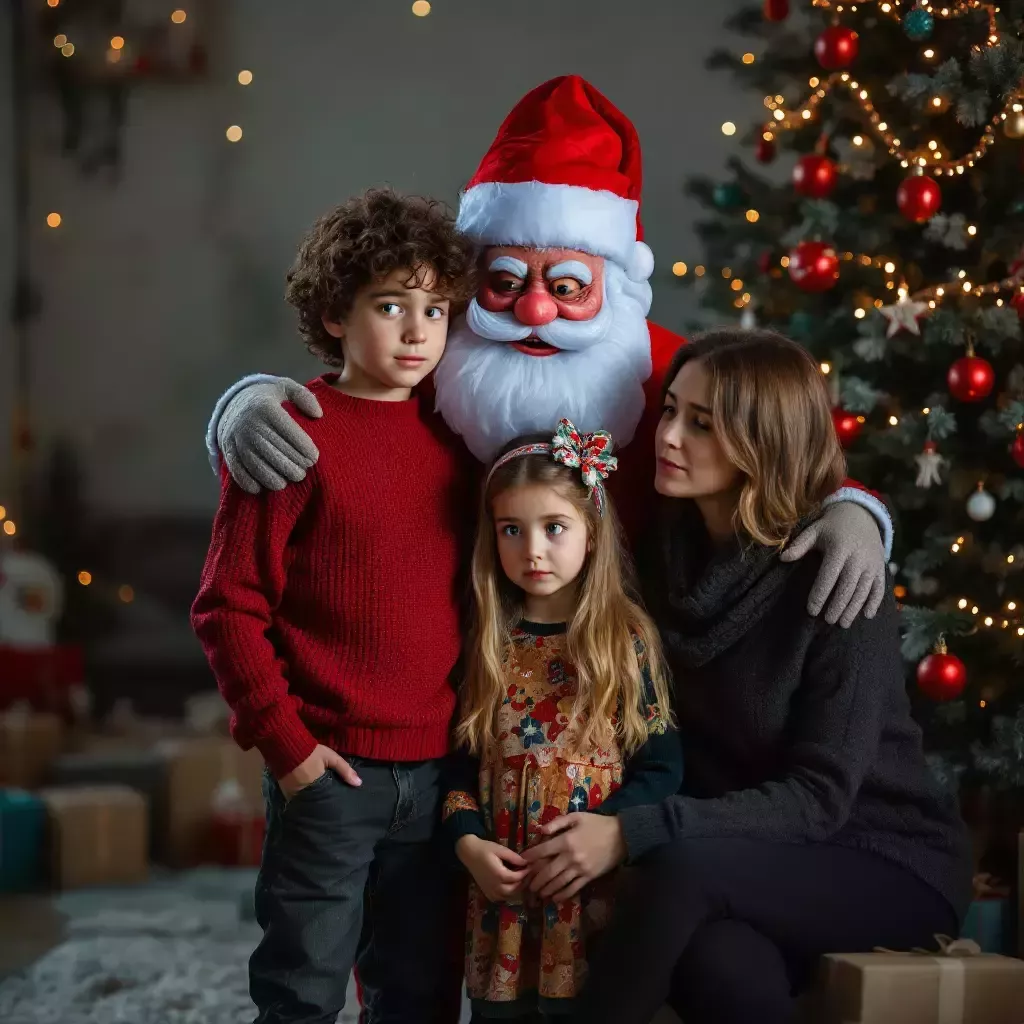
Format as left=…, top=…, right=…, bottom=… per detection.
left=522, top=329, right=973, bottom=1024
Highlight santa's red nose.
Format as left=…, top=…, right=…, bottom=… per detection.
left=514, top=291, right=558, bottom=326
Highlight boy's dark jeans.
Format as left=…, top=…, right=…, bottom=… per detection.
left=251, top=756, right=458, bottom=1024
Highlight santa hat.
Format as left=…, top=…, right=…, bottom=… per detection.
left=455, top=76, right=654, bottom=283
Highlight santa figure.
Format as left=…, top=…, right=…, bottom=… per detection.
left=206, top=75, right=890, bottom=610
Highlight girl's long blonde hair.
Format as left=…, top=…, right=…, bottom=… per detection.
left=455, top=438, right=672, bottom=759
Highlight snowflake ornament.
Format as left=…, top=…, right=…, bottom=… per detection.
left=923, top=213, right=970, bottom=251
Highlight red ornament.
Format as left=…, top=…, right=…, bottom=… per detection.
left=1010, top=289, right=1024, bottom=321
left=793, top=154, right=838, bottom=198
left=763, top=0, right=790, bottom=21
left=947, top=350, right=995, bottom=402
left=815, top=25, right=859, bottom=69
left=756, top=135, right=777, bottom=164
left=788, top=241, right=840, bottom=292
left=916, top=639, right=967, bottom=701
left=832, top=407, right=863, bottom=447
left=1011, top=430, right=1024, bottom=468
left=897, top=173, right=942, bottom=223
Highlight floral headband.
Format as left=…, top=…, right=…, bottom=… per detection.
left=485, top=418, right=619, bottom=516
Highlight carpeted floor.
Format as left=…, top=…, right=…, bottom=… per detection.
left=0, top=870, right=679, bottom=1024
left=0, top=869, right=419, bottom=1024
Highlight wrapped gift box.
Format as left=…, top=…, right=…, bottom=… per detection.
left=814, top=942, right=1024, bottom=1024
left=40, top=784, right=148, bottom=889
left=51, top=746, right=168, bottom=861
left=0, top=704, right=64, bottom=788
left=156, top=737, right=264, bottom=866
left=0, top=788, right=46, bottom=891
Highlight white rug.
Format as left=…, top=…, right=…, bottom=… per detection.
left=0, top=874, right=673, bottom=1023
left=0, top=905, right=273, bottom=1024
left=0, top=872, right=385, bottom=1024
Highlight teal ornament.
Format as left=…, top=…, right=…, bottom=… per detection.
left=788, top=311, right=816, bottom=340
left=903, top=7, right=934, bottom=41
left=713, top=183, right=746, bottom=209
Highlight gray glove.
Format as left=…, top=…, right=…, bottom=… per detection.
left=210, top=375, right=323, bottom=494
left=781, top=502, right=887, bottom=628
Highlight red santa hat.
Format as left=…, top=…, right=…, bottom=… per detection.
left=455, top=76, right=655, bottom=283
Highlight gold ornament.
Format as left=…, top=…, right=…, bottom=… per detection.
left=1004, top=110, right=1024, bottom=139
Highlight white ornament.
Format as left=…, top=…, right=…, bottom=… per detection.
left=966, top=485, right=996, bottom=522
left=915, top=442, right=946, bottom=488
left=923, top=212, right=970, bottom=251
left=910, top=576, right=940, bottom=596
left=880, top=294, right=930, bottom=337
left=0, top=549, right=64, bottom=648
left=740, top=307, right=757, bottom=329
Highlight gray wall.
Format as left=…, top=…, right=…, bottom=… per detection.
left=2, top=0, right=760, bottom=515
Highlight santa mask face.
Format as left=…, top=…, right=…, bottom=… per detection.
left=434, top=244, right=653, bottom=462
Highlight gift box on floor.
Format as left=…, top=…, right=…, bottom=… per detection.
left=0, top=704, right=64, bottom=788
left=51, top=746, right=168, bottom=861
left=0, top=789, right=46, bottom=891
left=813, top=937, right=1024, bottom=1024
left=156, top=737, right=264, bottom=866
left=40, top=784, right=148, bottom=889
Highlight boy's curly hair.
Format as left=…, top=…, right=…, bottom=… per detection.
left=285, top=188, right=479, bottom=366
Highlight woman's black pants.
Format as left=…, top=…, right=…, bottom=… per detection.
left=571, top=837, right=959, bottom=1024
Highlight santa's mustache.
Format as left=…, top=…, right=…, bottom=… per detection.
left=465, top=293, right=614, bottom=351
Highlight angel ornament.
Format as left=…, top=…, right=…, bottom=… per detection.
left=915, top=440, right=947, bottom=489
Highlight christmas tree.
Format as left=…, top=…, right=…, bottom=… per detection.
left=679, top=0, right=1024, bottom=796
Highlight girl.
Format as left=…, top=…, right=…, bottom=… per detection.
left=551, top=330, right=972, bottom=1024
left=443, top=419, right=683, bottom=1022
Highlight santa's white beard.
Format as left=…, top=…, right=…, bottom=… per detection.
left=433, top=262, right=652, bottom=462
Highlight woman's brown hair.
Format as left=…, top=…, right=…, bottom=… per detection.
left=662, top=328, right=847, bottom=547
left=456, top=436, right=672, bottom=759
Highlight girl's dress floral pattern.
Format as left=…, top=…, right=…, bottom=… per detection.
left=448, top=625, right=666, bottom=1014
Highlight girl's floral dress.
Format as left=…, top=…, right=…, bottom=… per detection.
left=443, top=621, right=682, bottom=1018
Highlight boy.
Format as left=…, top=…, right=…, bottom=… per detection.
left=191, top=188, right=478, bottom=1024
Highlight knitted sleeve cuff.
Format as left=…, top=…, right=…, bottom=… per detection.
left=253, top=705, right=320, bottom=779
left=618, top=801, right=675, bottom=863
left=205, top=373, right=283, bottom=474
left=822, top=486, right=894, bottom=561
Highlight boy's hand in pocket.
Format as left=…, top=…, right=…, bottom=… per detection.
left=278, top=744, right=361, bottom=799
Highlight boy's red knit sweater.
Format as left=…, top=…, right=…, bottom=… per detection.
left=191, top=376, right=471, bottom=779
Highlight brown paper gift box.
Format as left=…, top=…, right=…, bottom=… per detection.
left=155, top=737, right=264, bottom=866
left=813, top=946, right=1024, bottom=1024
left=0, top=707, right=63, bottom=788
left=40, top=785, right=148, bottom=889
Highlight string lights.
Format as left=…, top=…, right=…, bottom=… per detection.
left=760, top=70, right=1020, bottom=176
left=812, top=0, right=1000, bottom=40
